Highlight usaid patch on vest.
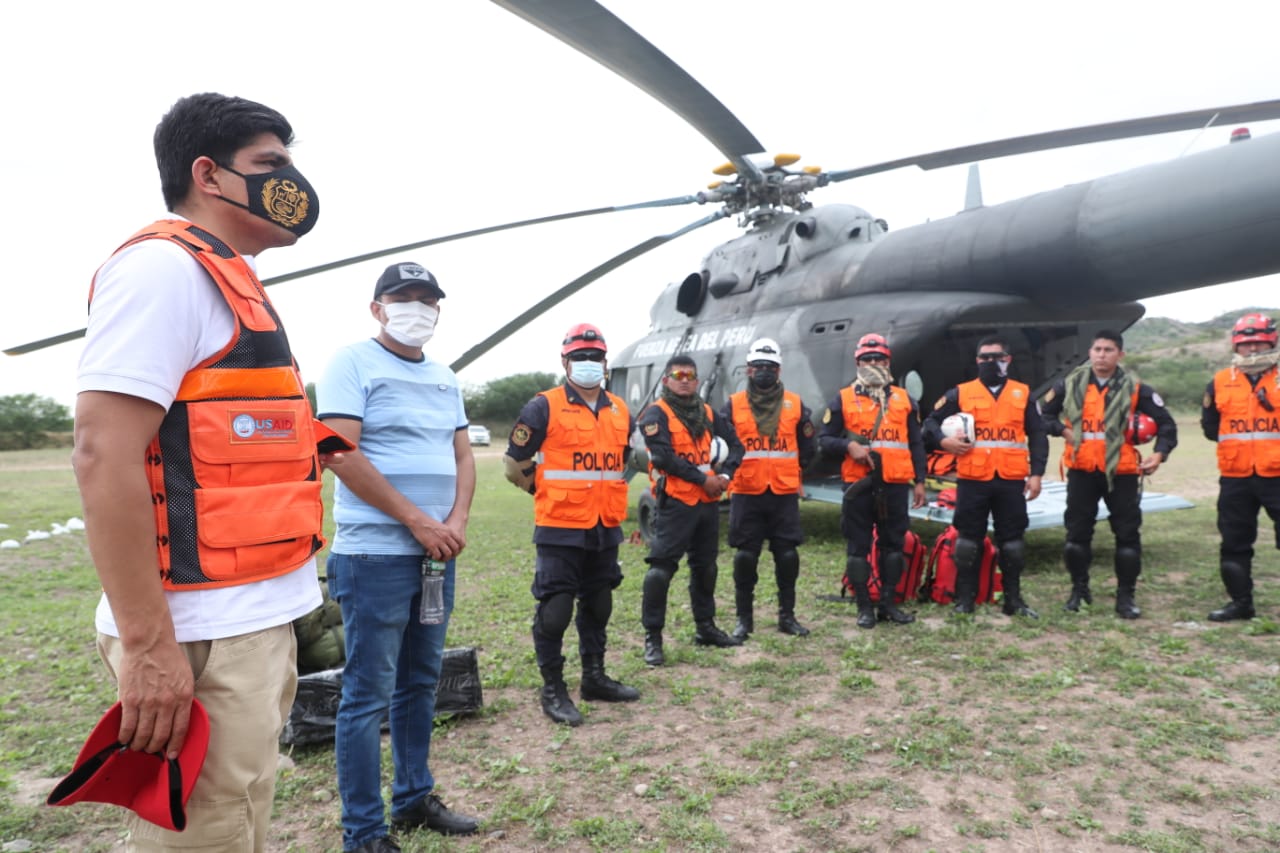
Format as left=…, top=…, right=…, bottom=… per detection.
left=229, top=411, right=300, bottom=443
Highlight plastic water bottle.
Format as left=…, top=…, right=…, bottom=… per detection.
left=419, top=558, right=447, bottom=625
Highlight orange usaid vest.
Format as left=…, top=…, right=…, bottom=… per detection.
left=1213, top=366, right=1280, bottom=477
left=92, top=220, right=326, bottom=590
left=837, top=385, right=916, bottom=484
left=955, top=379, right=1030, bottom=481
left=1060, top=383, right=1141, bottom=475
left=533, top=385, right=631, bottom=528
left=727, top=390, right=803, bottom=495
left=650, top=398, right=717, bottom=505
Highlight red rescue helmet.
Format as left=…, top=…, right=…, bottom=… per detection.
left=561, top=323, right=607, bottom=356
left=1125, top=412, right=1157, bottom=446
left=1232, top=312, right=1277, bottom=347
left=854, top=333, right=891, bottom=361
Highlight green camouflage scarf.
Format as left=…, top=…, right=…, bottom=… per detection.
left=1061, top=363, right=1134, bottom=487
left=747, top=382, right=784, bottom=439
left=661, top=386, right=708, bottom=440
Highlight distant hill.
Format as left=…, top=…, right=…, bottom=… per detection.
left=1122, top=307, right=1277, bottom=409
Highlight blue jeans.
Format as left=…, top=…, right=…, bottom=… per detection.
left=328, top=552, right=454, bottom=851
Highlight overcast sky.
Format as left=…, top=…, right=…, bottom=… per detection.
left=2, top=0, right=1277, bottom=408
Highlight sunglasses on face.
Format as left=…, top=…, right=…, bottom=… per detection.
left=857, top=355, right=889, bottom=364
left=976, top=352, right=1009, bottom=362
left=667, top=369, right=698, bottom=381
left=566, top=351, right=606, bottom=362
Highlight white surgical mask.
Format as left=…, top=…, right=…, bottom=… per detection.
left=380, top=301, right=438, bottom=347
left=569, top=360, right=606, bottom=388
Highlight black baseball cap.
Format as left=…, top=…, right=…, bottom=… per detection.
left=373, top=262, right=445, bottom=300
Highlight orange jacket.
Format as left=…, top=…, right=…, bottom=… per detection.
left=727, top=390, right=803, bottom=495
left=955, top=379, right=1030, bottom=481
left=837, top=385, right=915, bottom=484
left=650, top=398, right=717, bottom=505
left=96, top=220, right=326, bottom=590
left=1213, top=366, right=1280, bottom=477
left=533, top=385, right=631, bottom=528
left=1060, top=384, right=1141, bottom=475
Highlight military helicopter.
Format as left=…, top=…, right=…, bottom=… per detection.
left=7, top=1, right=1280, bottom=529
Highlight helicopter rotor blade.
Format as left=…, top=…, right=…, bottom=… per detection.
left=259, top=194, right=701, bottom=288
left=824, top=98, right=1280, bottom=183
left=493, top=0, right=766, bottom=182
left=4, top=330, right=90, bottom=357
left=3, top=193, right=703, bottom=357
left=449, top=208, right=729, bottom=373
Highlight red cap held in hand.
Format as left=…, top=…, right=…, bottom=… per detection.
left=47, top=699, right=210, bottom=831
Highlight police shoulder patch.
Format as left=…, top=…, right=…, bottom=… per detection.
left=822, top=408, right=832, bottom=424
left=1152, top=391, right=1165, bottom=408
left=802, top=421, right=816, bottom=437
left=643, top=422, right=660, bottom=436
left=1203, top=392, right=1212, bottom=409
left=1043, top=388, right=1056, bottom=403
left=933, top=396, right=947, bottom=411
left=511, top=424, right=532, bottom=447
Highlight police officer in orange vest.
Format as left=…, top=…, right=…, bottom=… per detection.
left=924, top=335, right=1048, bottom=617
left=639, top=354, right=746, bottom=666
left=720, top=339, right=817, bottom=640
left=819, top=334, right=927, bottom=628
left=1040, top=329, right=1176, bottom=618
left=1201, top=313, right=1280, bottom=622
left=504, top=324, right=640, bottom=725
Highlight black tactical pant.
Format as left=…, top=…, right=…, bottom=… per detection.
left=644, top=498, right=721, bottom=626
left=841, top=481, right=910, bottom=558
left=1064, top=469, right=1142, bottom=552
left=1218, top=475, right=1280, bottom=567
left=952, top=477, right=1028, bottom=545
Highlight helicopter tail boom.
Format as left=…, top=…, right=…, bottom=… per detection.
left=853, top=130, right=1280, bottom=304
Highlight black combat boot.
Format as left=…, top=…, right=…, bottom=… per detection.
left=1063, top=540, right=1093, bottom=612
left=732, top=550, right=757, bottom=641
left=876, top=550, right=916, bottom=624
left=1208, top=560, right=1256, bottom=622
left=642, top=632, right=665, bottom=667
left=580, top=654, right=640, bottom=702
left=999, top=540, right=1039, bottom=619
left=538, top=665, right=583, bottom=726
left=1114, top=546, right=1142, bottom=619
left=774, top=548, right=810, bottom=635
left=694, top=621, right=743, bottom=647
left=845, top=556, right=876, bottom=628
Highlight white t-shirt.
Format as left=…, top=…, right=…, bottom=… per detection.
left=78, top=225, right=321, bottom=642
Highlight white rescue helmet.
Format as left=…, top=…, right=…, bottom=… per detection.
left=941, top=412, right=976, bottom=444
left=746, top=338, right=782, bottom=366
left=709, top=435, right=729, bottom=471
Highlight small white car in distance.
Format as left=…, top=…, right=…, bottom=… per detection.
left=467, top=424, right=491, bottom=446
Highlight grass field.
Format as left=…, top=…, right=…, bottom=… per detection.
left=1, top=418, right=1278, bottom=852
